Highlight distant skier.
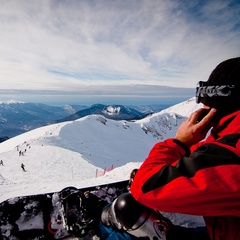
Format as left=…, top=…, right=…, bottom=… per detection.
left=21, top=163, right=26, bottom=172
left=0, top=160, right=3, bottom=166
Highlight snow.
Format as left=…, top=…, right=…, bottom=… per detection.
left=0, top=100, right=25, bottom=104
left=63, top=104, right=76, bottom=114
left=16, top=211, right=44, bottom=231
left=102, top=106, right=121, bottom=115
left=0, top=97, right=206, bottom=228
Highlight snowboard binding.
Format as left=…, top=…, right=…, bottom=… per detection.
left=58, top=187, right=95, bottom=237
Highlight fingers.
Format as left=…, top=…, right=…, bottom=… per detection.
left=175, top=108, right=217, bottom=147
left=198, top=108, right=217, bottom=126
left=189, top=108, right=216, bottom=125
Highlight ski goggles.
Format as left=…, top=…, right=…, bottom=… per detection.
left=195, top=81, right=235, bottom=103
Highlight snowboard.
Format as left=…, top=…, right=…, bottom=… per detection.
left=0, top=180, right=129, bottom=240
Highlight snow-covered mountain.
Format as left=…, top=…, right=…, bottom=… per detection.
left=0, top=101, right=88, bottom=139
left=0, top=97, right=201, bottom=200
left=56, top=104, right=150, bottom=123
left=0, top=101, right=167, bottom=140
left=0, top=98, right=205, bottom=228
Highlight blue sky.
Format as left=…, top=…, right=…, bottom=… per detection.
left=0, top=0, right=239, bottom=106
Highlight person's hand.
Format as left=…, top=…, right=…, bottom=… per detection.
left=175, top=108, right=217, bottom=147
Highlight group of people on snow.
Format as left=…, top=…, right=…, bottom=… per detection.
left=0, top=160, right=26, bottom=172
left=0, top=143, right=30, bottom=172
left=17, top=143, right=31, bottom=172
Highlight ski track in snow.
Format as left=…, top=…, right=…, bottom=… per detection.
left=0, top=98, right=205, bottom=227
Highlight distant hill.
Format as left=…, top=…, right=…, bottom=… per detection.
left=56, top=104, right=150, bottom=122
left=0, top=100, right=172, bottom=140
left=0, top=136, right=9, bottom=143
left=0, top=101, right=88, bottom=139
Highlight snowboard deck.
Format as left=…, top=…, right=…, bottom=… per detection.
left=0, top=180, right=129, bottom=240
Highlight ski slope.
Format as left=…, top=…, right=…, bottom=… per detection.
left=0, top=98, right=205, bottom=227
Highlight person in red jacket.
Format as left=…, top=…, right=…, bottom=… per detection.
left=130, top=57, right=240, bottom=240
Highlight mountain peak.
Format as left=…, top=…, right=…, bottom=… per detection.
left=0, top=100, right=25, bottom=104
left=56, top=103, right=147, bottom=122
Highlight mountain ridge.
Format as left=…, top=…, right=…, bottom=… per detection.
left=0, top=102, right=88, bottom=139
left=55, top=103, right=150, bottom=123
left=0, top=101, right=169, bottom=140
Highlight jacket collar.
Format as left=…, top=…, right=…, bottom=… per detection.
left=211, top=109, right=240, bottom=140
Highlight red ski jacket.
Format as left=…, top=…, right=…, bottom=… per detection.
left=131, top=110, right=240, bottom=240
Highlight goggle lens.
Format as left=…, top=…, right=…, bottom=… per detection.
left=195, top=81, right=235, bottom=103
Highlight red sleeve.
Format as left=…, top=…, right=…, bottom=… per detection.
left=130, top=136, right=240, bottom=216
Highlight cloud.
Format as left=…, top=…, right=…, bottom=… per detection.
left=0, top=0, right=239, bottom=104
left=0, top=84, right=195, bottom=105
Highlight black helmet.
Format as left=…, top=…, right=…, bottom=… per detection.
left=196, top=57, right=240, bottom=115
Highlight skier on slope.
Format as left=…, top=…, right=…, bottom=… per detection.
left=21, top=163, right=26, bottom=172
left=101, top=57, right=240, bottom=240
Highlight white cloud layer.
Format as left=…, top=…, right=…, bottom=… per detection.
left=0, top=0, right=239, bottom=104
